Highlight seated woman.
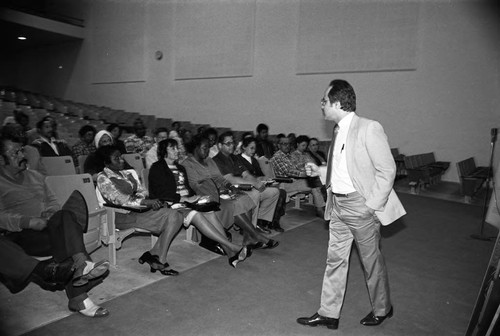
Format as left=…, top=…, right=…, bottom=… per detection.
left=182, top=135, right=278, bottom=250
left=96, top=145, right=184, bottom=275
left=149, top=139, right=249, bottom=267
left=306, top=137, right=327, bottom=166
left=291, top=135, right=326, bottom=217
left=84, top=130, right=132, bottom=180
left=235, top=136, right=287, bottom=232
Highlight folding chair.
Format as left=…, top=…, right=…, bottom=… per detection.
left=45, top=174, right=105, bottom=254
left=95, top=169, right=157, bottom=266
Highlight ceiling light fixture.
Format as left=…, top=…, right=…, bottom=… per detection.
left=17, top=36, right=27, bottom=40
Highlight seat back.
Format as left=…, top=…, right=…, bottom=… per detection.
left=45, top=174, right=105, bottom=254
left=457, top=157, right=476, bottom=177
left=122, top=153, right=145, bottom=180
left=258, top=157, right=276, bottom=178
left=41, top=156, right=76, bottom=176
left=141, top=168, right=150, bottom=192
left=77, top=154, right=89, bottom=174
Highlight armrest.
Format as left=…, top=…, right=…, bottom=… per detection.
left=103, top=202, right=151, bottom=213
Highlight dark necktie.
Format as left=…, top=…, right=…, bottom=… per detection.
left=325, top=124, right=339, bottom=188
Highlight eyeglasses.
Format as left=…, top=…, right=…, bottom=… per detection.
left=321, top=98, right=328, bottom=107
left=222, top=141, right=234, bottom=146
left=279, top=142, right=290, bottom=146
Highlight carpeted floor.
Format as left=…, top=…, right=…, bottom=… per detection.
left=20, top=193, right=498, bottom=336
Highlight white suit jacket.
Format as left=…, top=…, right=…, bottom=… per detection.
left=319, top=114, right=406, bottom=225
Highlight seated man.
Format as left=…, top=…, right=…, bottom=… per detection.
left=31, top=116, right=72, bottom=157
left=71, top=125, right=97, bottom=169
left=124, top=118, right=154, bottom=154
left=212, top=131, right=280, bottom=234
left=255, top=123, right=275, bottom=159
left=0, top=135, right=110, bottom=318
left=145, top=127, right=169, bottom=168
left=1, top=123, right=46, bottom=174
left=271, top=134, right=325, bottom=217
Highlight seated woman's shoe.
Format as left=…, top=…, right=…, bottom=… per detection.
left=228, top=246, right=249, bottom=268
left=160, top=262, right=179, bottom=276
left=69, top=298, right=109, bottom=318
left=72, top=260, right=110, bottom=287
left=138, top=251, right=165, bottom=273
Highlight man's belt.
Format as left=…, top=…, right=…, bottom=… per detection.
left=332, top=191, right=358, bottom=198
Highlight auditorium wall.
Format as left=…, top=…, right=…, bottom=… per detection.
left=5, top=0, right=500, bottom=183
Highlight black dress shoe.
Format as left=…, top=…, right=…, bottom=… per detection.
left=360, top=306, right=393, bottom=326
left=297, top=313, right=339, bottom=329
left=256, top=223, right=271, bottom=234
left=39, top=259, right=75, bottom=285
left=270, top=222, right=284, bottom=232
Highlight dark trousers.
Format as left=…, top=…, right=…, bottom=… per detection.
left=0, top=210, right=100, bottom=303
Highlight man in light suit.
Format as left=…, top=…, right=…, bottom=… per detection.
left=297, top=79, right=406, bottom=330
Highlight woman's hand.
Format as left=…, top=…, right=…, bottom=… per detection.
left=142, top=199, right=163, bottom=211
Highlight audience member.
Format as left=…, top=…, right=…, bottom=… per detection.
left=167, top=122, right=186, bottom=163
left=212, top=131, right=280, bottom=234
left=234, top=131, right=253, bottom=156
left=96, top=145, right=183, bottom=276
left=83, top=130, right=114, bottom=179
left=145, top=127, right=169, bottom=168
left=182, top=135, right=278, bottom=249
left=271, top=134, right=325, bottom=217
left=181, top=129, right=193, bottom=149
left=288, top=132, right=297, bottom=151
left=1, top=123, right=46, bottom=174
left=255, top=123, right=275, bottom=159
left=71, top=125, right=97, bottom=169
left=291, top=135, right=326, bottom=213
left=106, top=123, right=126, bottom=154
left=197, top=126, right=206, bottom=136
left=204, top=128, right=219, bottom=158
left=148, top=139, right=249, bottom=267
left=307, top=137, right=327, bottom=166
left=14, top=110, right=31, bottom=134
left=124, top=118, right=153, bottom=154
left=235, top=137, right=286, bottom=232
left=32, top=116, right=72, bottom=157
left=0, top=135, right=110, bottom=317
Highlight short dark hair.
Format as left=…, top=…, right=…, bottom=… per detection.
left=96, top=145, right=121, bottom=165
left=78, top=125, right=97, bottom=137
left=106, top=123, right=122, bottom=137
left=295, top=135, right=310, bottom=145
left=327, top=79, right=356, bottom=112
left=36, top=116, right=53, bottom=130
left=154, top=127, right=168, bottom=136
left=241, top=136, right=257, bottom=149
left=157, top=138, right=178, bottom=160
left=218, top=131, right=233, bottom=144
left=204, top=128, right=218, bottom=138
left=276, top=133, right=286, bottom=141
left=256, top=123, right=268, bottom=134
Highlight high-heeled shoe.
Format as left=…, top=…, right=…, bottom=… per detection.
left=138, top=251, right=164, bottom=273
left=228, top=246, right=249, bottom=268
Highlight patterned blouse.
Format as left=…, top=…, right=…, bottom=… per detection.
left=270, top=150, right=307, bottom=178
left=97, top=167, right=148, bottom=207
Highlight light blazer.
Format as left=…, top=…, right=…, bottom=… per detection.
left=320, top=114, right=406, bottom=225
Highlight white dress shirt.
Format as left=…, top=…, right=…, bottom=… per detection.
left=330, top=112, right=357, bottom=194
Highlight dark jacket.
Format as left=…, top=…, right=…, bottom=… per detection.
left=148, top=159, right=195, bottom=202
